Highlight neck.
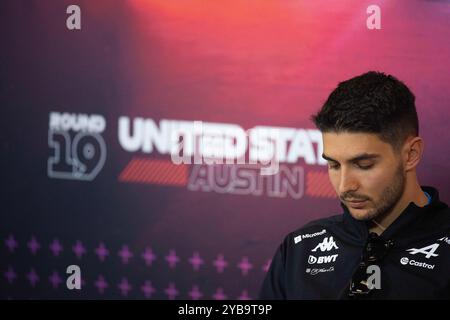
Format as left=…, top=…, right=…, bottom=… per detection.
left=369, top=174, right=428, bottom=235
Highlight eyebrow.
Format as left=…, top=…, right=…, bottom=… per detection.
left=322, top=153, right=380, bottom=163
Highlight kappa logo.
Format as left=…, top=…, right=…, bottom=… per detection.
left=406, top=243, right=440, bottom=259
left=312, top=236, right=339, bottom=252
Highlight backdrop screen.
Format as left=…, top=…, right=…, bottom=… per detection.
left=1, top=0, right=450, bottom=299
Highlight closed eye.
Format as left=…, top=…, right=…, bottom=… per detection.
left=357, top=164, right=374, bottom=170
left=327, top=162, right=374, bottom=170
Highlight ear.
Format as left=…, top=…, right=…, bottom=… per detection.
left=402, top=136, right=424, bottom=171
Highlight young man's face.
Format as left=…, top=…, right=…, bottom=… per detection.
left=322, top=132, right=406, bottom=221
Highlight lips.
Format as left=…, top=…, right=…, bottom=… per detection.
left=346, top=200, right=368, bottom=209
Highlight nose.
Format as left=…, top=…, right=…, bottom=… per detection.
left=338, top=167, right=359, bottom=195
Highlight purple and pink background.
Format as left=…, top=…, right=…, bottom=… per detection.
left=1, top=0, right=450, bottom=299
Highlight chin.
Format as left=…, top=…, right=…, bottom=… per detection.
left=349, top=209, right=374, bottom=221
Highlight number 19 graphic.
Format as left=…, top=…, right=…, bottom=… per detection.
left=48, top=130, right=107, bottom=181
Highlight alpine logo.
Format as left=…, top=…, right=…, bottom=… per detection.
left=438, top=237, right=450, bottom=245
left=406, top=243, right=439, bottom=259
left=312, top=236, right=339, bottom=252
left=308, top=254, right=338, bottom=264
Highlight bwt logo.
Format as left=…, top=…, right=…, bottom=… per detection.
left=308, top=254, right=338, bottom=264
left=48, top=112, right=107, bottom=181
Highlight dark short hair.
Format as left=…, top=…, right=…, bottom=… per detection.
left=312, top=71, right=418, bottom=151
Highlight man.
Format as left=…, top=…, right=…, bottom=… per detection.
left=259, top=71, right=450, bottom=299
